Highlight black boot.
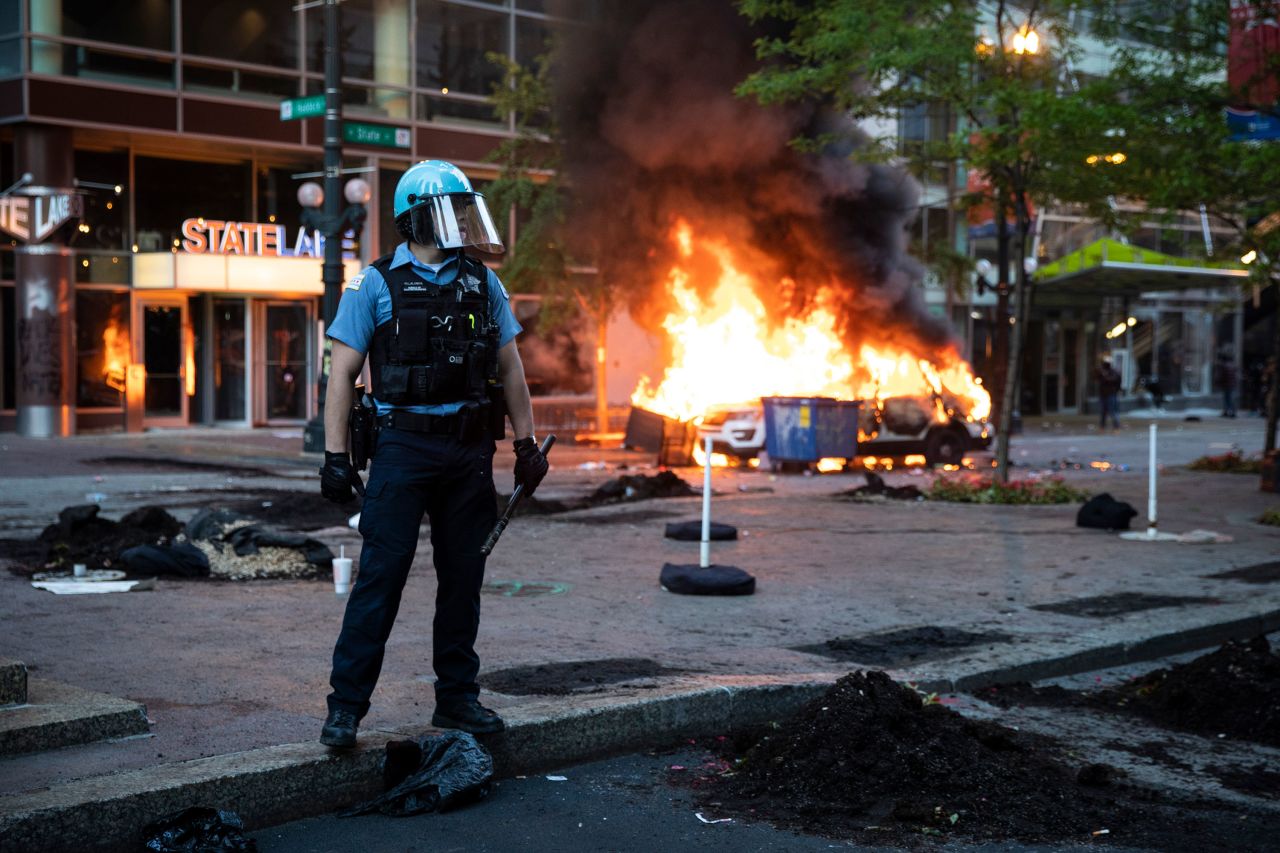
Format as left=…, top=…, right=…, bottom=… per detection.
left=431, top=698, right=505, bottom=734
left=320, top=708, right=359, bottom=748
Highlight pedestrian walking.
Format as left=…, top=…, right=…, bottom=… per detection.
left=317, top=160, right=548, bottom=748
left=1215, top=355, right=1238, bottom=418
left=1095, top=359, right=1122, bottom=430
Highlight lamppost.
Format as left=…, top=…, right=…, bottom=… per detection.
left=299, top=176, right=371, bottom=452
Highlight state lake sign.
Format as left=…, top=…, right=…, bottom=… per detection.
left=0, top=190, right=84, bottom=243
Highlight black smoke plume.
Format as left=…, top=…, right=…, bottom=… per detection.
left=551, top=0, right=953, bottom=357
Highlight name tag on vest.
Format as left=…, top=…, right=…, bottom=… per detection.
left=402, top=281, right=430, bottom=293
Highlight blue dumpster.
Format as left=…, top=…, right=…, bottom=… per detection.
left=761, top=397, right=859, bottom=462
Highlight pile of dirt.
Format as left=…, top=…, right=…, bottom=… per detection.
left=506, top=471, right=699, bottom=517
left=704, top=671, right=1124, bottom=842
left=0, top=504, right=182, bottom=576
left=589, top=471, right=697, bottom=503
left=978, top=636, right=1280, bottom=747
left=833, top=472, right=925, bottom=502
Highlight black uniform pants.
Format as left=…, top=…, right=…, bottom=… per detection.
left=327, top=427, right=497, bottom=719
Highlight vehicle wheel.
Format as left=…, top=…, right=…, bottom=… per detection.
left=925, top=428, right=965, bottom=466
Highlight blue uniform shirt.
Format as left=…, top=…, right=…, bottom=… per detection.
left=327, top=242, right=522, bottom=417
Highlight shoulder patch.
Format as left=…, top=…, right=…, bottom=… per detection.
left=496, top=278, right=510, bottom=299
left=345, top=273, right=365, bottom=292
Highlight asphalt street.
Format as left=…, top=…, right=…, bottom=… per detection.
left=248, top=748, right=1117, bottom=853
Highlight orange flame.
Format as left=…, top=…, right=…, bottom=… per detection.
left=631, top=221, right=991, bottom=424
left=102, top=319, right=129, bottom=394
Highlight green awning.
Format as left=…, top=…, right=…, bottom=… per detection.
left=1032, top=237, right=1248, bottom=307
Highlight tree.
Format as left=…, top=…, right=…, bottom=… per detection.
left=1077, top=0, right=1280, bottom=452
left=737, top=0, right=1115, bottom=480
left=486, top=52, right=618, bottom=436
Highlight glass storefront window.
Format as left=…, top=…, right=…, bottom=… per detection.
left=75, top=290, right=130, bottom=409
left=75, top=252, right=131, bottom=284
left=417, top=0, right=508, bottom=97
left=53, top=0, right=174, bottom=52
left=418, top=91, right=500, bottom=127
left=516, top=15, right=550, bottom=68
left=308, top=0, right=411, bottom=85
left=0, top=38, right=19, bottom=77
left=182, top=0, right=298, bottom=69
left=256, top=165, right=313, bottom=237
left=134, top=156, right=251, bottom=252
left=74, top=149, right=129, bottom=251
left=183, top=62, right=299, bottom=101
left=31, top=39, right=175, bottom=87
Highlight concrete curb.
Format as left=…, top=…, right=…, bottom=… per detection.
left=0, top=679, right=149, bottom=757
left=4, top=611, right=1278, bottom=852
left=0, top=659, right=26, bottom=705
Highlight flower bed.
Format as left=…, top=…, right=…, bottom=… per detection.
left=927, top=474, right=1089, bottom=505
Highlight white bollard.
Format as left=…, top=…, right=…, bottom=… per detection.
left=1121, top=422, right=1177, bottom=541
left=1147, top=423, right=1158, bottom=538
left=701, top=435, right=712, bottom=568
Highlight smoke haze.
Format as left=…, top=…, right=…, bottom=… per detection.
left=552, top=0, right=954, bottom=356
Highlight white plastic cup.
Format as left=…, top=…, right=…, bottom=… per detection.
left=72, top=563, right=87, bottom=578
left=332, top=558, right=353, bottom=595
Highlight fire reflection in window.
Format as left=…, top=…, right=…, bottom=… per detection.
left=76, top=290, right=130, bottom=408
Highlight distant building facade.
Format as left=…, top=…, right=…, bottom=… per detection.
left=0, top=0, right=571, bottom=435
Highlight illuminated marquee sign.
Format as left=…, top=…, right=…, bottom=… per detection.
left=0, top=190, right=84, bottom=243
left=181, top=218, right=325, bottom=258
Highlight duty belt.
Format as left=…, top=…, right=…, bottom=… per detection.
left=376, top=408, right=487, bottom=439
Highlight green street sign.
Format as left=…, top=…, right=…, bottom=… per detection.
left=279, top=94, right=325, bottom=121
left=343, top=121, right=411, bottom=149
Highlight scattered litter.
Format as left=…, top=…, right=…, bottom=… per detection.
left=32, top=569, right=125, bottom=582
left=696, top=812, right=733, bottom=824
left=670, top=765, right=686, bottom=771
left=546, top=775, right=568, bottom=782
left=84, top=492, right=108, bottom=504
left=1077, top=493, right=1138, bottom=531
left=1176, top=529, right=1234, bottom=544
left=577, top=461, right=609, bottom=470
left=833, top=472, right=924, bottom=502
left=142, top=806, right=257, bottom=852
left=32, top=578, right=155, bottom=594
left=341, top=731, right=493, bottom=817
left=1093, top=829, right=1111, bottom=836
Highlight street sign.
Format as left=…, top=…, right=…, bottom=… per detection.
left=343, top=121, right=411, bottom=149
left=279, top=94, right=325, bottom=121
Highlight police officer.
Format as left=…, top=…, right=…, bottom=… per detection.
left=318, top=160, right=548, bottom=747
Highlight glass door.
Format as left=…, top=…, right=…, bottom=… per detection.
left=135, top=298, right=188, bottom=427
left=213, top=298, right=249, bottom=423
left=256, top=301, right=312, bottom=423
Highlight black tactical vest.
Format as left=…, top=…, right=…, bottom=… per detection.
left=367, top=252, right=499, bottom=406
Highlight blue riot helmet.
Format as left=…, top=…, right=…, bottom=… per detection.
left=393, top=160, right=504, bottom=254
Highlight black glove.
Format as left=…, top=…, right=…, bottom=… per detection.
left=320, top=451, right=356, bottom=504
left=513, top=436, right=548, bottom=497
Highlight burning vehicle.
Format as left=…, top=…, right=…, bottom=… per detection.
left=626, top=221, right=993, bottom=468
left=556, top=1, right=994, bottom=463
left=700, top=396, right=993, bottom=467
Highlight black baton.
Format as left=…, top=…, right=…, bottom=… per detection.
left=481, top=434, right=555, bottom=556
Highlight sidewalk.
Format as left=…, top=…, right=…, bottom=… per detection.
left=2, top=421, right=1278, bottom=849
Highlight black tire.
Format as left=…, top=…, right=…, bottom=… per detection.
left=925, top=428, right=965, bottom=466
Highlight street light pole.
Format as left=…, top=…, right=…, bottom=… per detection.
left=303, top=0, right=345, bottom=453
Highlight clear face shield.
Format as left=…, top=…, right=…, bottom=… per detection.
left=406, top=192, right=504, bottom=254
